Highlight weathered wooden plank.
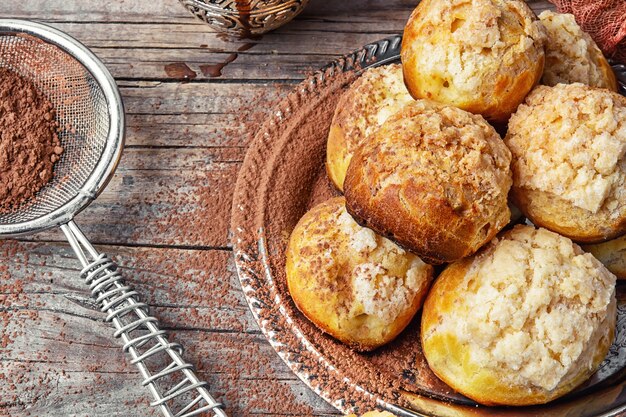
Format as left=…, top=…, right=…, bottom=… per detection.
left=3, top=0, right=189, bottom=22
left=4, top=0, right=553, bottom=23
left=0, top=359, right=337, bottom=417
left=31, top=22, right=405, bottom=54
left=125, top=113, right=250, bottom=148
left=91, top=47, right=332, bottom=81
left=0, top=241, right=254, bottom=330
left=119, top=81, right=291, bottom=148
left=5, top=0, right=413, bottom=23
left=0, top=240, right=338, bottom=416
left=22, top=147, right=243, bottom=247
left=119, top=81, right=292, bottom=118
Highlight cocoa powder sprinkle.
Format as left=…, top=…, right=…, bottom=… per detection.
left=0, top=67, right=62, bottom=212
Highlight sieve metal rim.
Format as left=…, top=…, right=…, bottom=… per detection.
left=0, top=19, right=125, bottom=238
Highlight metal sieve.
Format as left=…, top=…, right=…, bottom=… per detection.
left=0, top=19, right=227, bottom=417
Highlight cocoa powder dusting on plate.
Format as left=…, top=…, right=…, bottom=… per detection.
left=232, top=61, right=463, bottom=414
left=0, top=67, right=62, bottom=213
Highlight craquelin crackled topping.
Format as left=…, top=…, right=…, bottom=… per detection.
left=405, top=0, right=546, bottom=95
left=364, top=100, right=512, bottom=213
left=433, top=225, right=615, bottom=391
left=292, top=197, right=430, bottom=323
left=539, top=11, right=617, bottom=90
left=506, top=83, right=626, bottom=214
left=334, top=64, right=413, bottom=152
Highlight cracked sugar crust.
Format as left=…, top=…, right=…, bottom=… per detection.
left=401, top=0, right=546, bottom=122
left=333, top=64, right=413, bottom=145
left=285, top=197, right=433, bottom=351
left=422, top=225, right=616, bottom=405
left=539, top=11, right=617, bottom=91
left=344, top=99, right=512, bottom=264
left=506, top=83, right=626, bottom=216
left=370, top=101, right=511, bottom=200
left=326, top=64, right=414, bottom=190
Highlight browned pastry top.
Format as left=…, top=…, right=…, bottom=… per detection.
left=344, top=99, right=512, bottom=264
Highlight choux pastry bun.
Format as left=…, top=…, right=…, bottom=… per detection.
left=401, top=0, right=546, bottom=123
left=421, top=225, right=616, bottom=406
left=344, top=100, right=512, bottom=264
left=506, top=83, right=626, bottom=243
left=539, top=11, right=617, bottom=91
left=286, top=197, right=433, bottom=351
left=327, top=64, right=414, bottom=191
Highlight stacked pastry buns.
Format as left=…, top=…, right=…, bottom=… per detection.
left=286, top=0, right=623, bottom=406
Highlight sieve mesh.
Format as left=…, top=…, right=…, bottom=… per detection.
left=0, top=33, right=109, bottom=225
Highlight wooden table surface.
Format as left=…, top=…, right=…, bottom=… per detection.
left=0, top=1, right=553, bottom=416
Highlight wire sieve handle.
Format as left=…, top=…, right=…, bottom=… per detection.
left=59, top=220, right=227, bottom=417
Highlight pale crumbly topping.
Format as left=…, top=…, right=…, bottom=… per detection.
left=506, top=83, right=626, bottom=214
left=437, top=225, right=615, bottom=391
left=352, top=261, right=422, bottom=322
left=411, top=0, right=545, bottom=94
left=338, top=208, right=377, bottom=253
left=539, top=11, right=615, bottom=89
left=369, top=100, right=512, bottom=213
left=350, top=227, right=378, bottom=254
left=337, top=64, right=414, bottom=150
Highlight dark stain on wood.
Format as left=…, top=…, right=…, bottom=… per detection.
left=164, top=62, right=197, bottom=80
left=200, top=53, right=239, bottom=78
left=199, top=40, right=258, bottom=78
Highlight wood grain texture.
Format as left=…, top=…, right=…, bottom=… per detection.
left=0, top=1, right=554, bottom=416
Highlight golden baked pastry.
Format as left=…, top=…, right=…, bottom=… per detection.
left=344, top=100, right=512, bottom=264
left=327, top=64, right=414, bottom=191
left=539, top=11, right=617, bottom=91
left=286, top=197, right=433, bottom=351
left=422, top=225, right=616, bottom=406
left=401, top=0, right=546, bottom=123
left=505, top=83, right=626, bottom=243
left=583, top=236, right=626, bottom=279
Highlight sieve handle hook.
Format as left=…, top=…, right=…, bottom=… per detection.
left=60, top=220, right=228, bottom=417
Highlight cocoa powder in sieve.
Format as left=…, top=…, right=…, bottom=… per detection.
left=0, top=67, right=62, bottom=212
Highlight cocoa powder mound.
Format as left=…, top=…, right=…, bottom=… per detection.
left=0, top=67, right=62, bottom=212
